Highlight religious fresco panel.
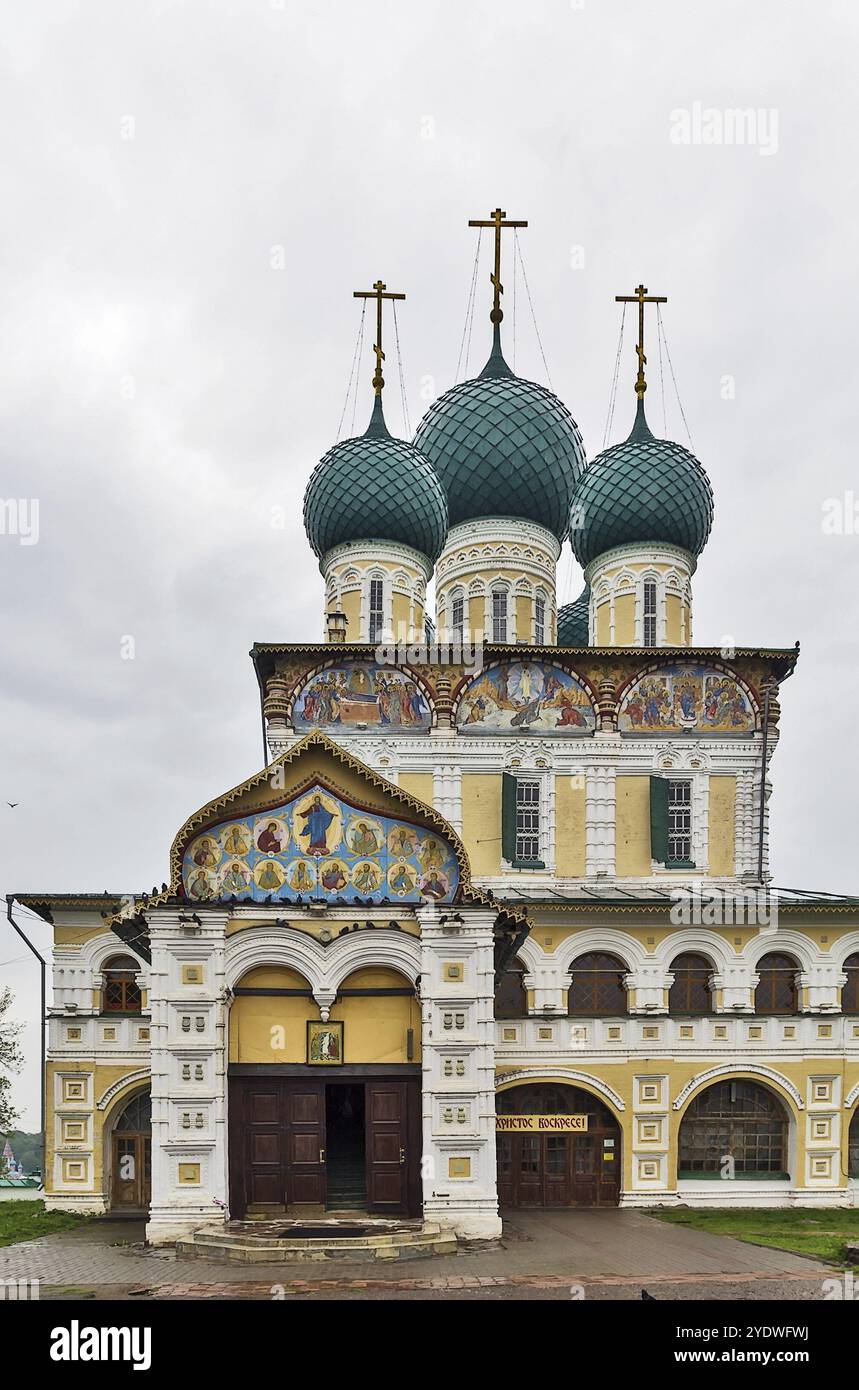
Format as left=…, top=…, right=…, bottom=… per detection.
left=456, top=661, right=596, bottom=735
left=182, top=783, right=458, bottom=905
left=292, top=661, right=431, bottom=732
left=618, top=664, right=755, bottom=735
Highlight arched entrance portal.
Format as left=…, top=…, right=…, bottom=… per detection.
left=496, top=1083, right=621, bottom=1208
left=109, top=1091, right=151, bottom=1212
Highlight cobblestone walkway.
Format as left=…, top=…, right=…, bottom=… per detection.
left=0, top=1209, right=835, bottom=1298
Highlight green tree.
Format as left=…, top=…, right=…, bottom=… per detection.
left=0, top=988, right=23, bottom=1173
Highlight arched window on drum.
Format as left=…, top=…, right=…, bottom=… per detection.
left=568, top=953, right=628, bottom=1016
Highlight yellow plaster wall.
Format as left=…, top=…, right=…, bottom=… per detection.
left=616, top=776, right=652, bottom=876
left=555, top=778, right=587, bottom=876
left=338, top=589, right=361, bottom=639
left=516, top=594, right=532, bottom=641
left=230, top=965, right=316, bottom=1063
left=709, top=775, right=736, bottom=876
left=461, top=773, right=502, bottom=874
left=468, top=595, right=485, bottom=641
left=398, top=772, right=434, bottom=806
left=665, top=594, right=682, bottom=645
left=328, top=967, right=421, bottom=1063
left=595, top=602, right=610, bottom=645
left=614, top=593, right=636, bottom=644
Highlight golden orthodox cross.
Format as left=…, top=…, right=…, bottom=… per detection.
left=615, top=283, right=668, bottom=398
left=353, top=279, right=406, bottom=396
left=468, top=207, right=528, bottom=324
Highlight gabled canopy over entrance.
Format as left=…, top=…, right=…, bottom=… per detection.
left=111, top=731, right=487, bottom=922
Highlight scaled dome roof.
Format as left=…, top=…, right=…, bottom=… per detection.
left=413, top=329, right=587, bottom=542
left=556, top=584, right=590, bottom=646
left=304, top=397, right=449, bottom=565
left=570, top=400, right=713, bottom=569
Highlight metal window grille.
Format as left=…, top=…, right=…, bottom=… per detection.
left=678, top=1081, right=787, bottom=1174
left=492, top=589, right=508, bottom=643
left=368, top=578, right=384, bottom=643
left=515, top=779, right=540, bottom=861
left=643, top=579, right=657, bottom=646
left=667, top=779, right=692, bottom=861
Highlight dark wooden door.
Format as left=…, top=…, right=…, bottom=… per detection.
left=365, top=1080, right=409, bottom=1213
left=111, top=1133, right=151, bottom=1210
left=286, top=1085, right=326, bottom=1205
left=244, top=1082, right=285, bottom=1209
left=497, top=1130, right=620, bottom=1208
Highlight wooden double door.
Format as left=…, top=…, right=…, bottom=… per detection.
left=496, top=1085, right=621, bottom=1208
left=229, top=1073, right=422, bottom=1218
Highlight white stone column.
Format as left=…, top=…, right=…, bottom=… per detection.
left=433, top=764, right=463, bottom=834
left=586, top=757, right=617, bottom=877
left=417, top=903, right=501, bottom=1240
left=146, top=908, right=229, bottom=1246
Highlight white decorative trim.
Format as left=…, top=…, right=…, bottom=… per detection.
left=672, top=1064, right=804, bottom=1112
left=96, top=1069, right=151, bottom=1112
left=844, top=1082, right=859, bottom=1109
left=496, top=1066, right=626, bottom=1113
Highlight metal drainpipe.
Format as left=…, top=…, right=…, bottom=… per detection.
left=756, top=686, right=771, bottom=884
left=5, top=895, right=47, bottom=1190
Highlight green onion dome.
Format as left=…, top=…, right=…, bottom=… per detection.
left=304, top=397, right=449, bottom=564
left=413, top=329, right=587, bottom=542
left=570, top=400, right=713, bottom=569
left=556, top=584, right=590, bottom=645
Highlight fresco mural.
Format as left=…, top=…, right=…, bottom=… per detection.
left=181, top=783, right=459, bottom=905
left=292, top=662, right=431, bottom=732
left=619, top=665, right=755, bottom=735
left=456, top=662, right=595, bottom=735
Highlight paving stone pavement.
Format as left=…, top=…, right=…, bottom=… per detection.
left=0, top=1209, right=837, bottom=1298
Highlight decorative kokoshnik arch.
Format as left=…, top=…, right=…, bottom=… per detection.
left=107, top=730, right=518, bottom=926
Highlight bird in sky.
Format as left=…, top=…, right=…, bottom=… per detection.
left=7, top=802, right=19, bottom=809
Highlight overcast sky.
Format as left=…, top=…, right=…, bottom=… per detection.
left=2, top=0, right=858, bottom=1127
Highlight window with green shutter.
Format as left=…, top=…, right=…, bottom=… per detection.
left=649, top=775, right=669, bottom=864
left=502, top=773, right=545, bottom=868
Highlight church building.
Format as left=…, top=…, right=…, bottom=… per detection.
left=16, top=210, right=859, bottom=1248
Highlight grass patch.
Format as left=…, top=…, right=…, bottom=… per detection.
left=651, top=1206, right=859, bottom=1265
left=0, top=1200, right=88, bottom=1248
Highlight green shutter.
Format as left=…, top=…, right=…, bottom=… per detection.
left=649, top=775, right=669, bottom=865
left=502, top=772, right=518, bottom=862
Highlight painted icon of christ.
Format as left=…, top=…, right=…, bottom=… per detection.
left=298, top=795, right=335, bottom=855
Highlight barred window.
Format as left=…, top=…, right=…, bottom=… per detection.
left=451, top=592, right=464, bottom=642
left=368, top=579, right=384, bottom=644
left=515, top=780, right=540, bottom=861
left=678, top=1080, right=788, bottom=1176
left=492, top=589, right=508, bottom=643
left=643, top=579, right=657, bottom=646
left=534, top=596, right=545, bottom=645
left=568, top=952, right=627, bottom=1016
left=842, top=954, right=859, bottom=1014
left=669, top=953, right=712, bottom=1015
left=754, top=953, right=799, bottom=1015
left=103, top=956, right=142, bottom=1014
left=668, top=779, right=692, bottom=862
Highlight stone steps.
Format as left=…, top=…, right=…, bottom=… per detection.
left=176, top=1220, right=458, bottom=1264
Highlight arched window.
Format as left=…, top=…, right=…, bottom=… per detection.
left=842, top=954, right=859, bottom=1014
left=669, top=953, right=713, bottom=1015
left=450, top=588, right=465, bottom=642
left=102, top=956, right=142, bottom=1015
left=491, top=587, right=508, bottom=643
left=679, top=1080, right=789, bottom=1177
left=642, top=578, right=657, bottom=646
left=754, top=953, right=799, bottom=1015
left=849, top=1109, right=859, bottom=1179
left=534, top=591, right=546, bottom=645
left=368, top=574, right=385, bottom=643
left=495, top=958, right=528, bottom=1019
left=114, top=1092, right=151, bottom=1133
left=568, top=953, right=627, bottom=1016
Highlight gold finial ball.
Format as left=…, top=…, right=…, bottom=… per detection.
left=373, top=371, right=385, bottom=391
left=490, top=308, right=503, bottom=325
